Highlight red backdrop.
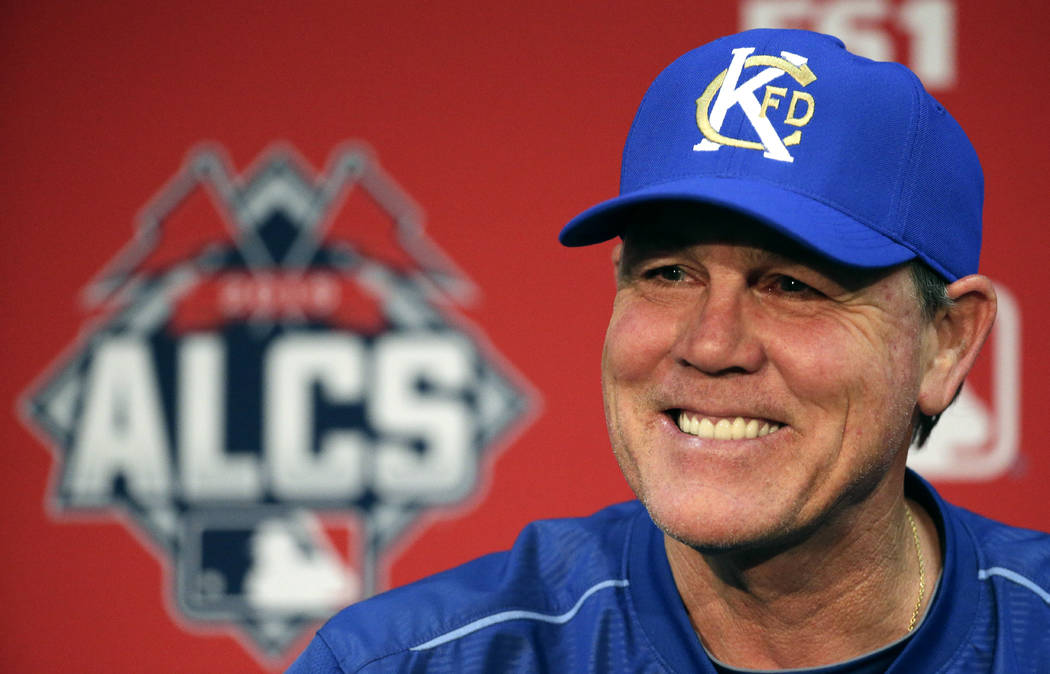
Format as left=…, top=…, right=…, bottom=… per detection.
left=3, top=2, right=1047, bottom=670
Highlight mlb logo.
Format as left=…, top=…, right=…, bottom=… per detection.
left=177, top=509, right=361, bottom=651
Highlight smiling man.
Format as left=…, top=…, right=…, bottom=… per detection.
left=290, top=29, right=1049, bottom=673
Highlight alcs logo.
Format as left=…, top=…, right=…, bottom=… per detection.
left=21, top=143, right=534, bottom=661
left=694, top=47, right=817, bottom=163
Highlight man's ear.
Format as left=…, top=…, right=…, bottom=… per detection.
left=918, top=274, right=998, bottom=416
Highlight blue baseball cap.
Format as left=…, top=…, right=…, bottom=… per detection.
left=559, top=29, right=982, bottom=282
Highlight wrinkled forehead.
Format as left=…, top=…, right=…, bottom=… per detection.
left=618, top=201, right=897, bottom=286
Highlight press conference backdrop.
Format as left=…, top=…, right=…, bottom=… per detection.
left=3, top=2, right=1046, bottom=670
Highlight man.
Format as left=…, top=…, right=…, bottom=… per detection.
left=290, top=29, right=1049, bottom=672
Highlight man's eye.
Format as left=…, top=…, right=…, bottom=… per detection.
left=645, top=265, right=686, bottom=282
left=771, top=275, right=820, bottom=296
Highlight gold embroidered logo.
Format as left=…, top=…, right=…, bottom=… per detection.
left=694, top=47, right=816, bottom=163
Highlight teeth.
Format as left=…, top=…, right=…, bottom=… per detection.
left=676, top=412, right=780, bottom=440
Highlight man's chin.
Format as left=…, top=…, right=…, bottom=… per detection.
left=645, top=499, right=749, bottom=549
left=659, top=520, right=757, bottom=555
left=646, top=499, right=812, bottom=561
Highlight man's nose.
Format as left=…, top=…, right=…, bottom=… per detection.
left=672, top=284, right=765, bottom=376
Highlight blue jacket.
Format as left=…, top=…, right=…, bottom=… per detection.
left=289, top=471, right=1050, bottom=672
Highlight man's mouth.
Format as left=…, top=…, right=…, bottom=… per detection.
left=673, top=410, right=782, bottom=440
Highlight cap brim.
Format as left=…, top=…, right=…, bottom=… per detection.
left=559, top=176, right=920, bottom=271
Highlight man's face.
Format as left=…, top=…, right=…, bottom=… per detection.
left=602, top=208, right=934, bottom=552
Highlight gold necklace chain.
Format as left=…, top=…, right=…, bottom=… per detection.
left=904, top=505, right=927, bottom=632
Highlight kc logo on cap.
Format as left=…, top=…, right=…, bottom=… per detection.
left=561, top=29, right=982, bottom=283
left=694, top=47, right=817, bottom=163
